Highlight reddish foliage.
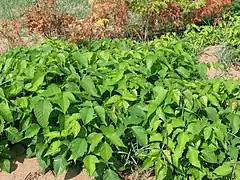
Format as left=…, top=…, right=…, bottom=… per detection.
left=0, top=0, right=233, bottom=47
left=0, top=18, right=24, bottom=47
left=148, top=0, right=232, bottom=34
left=25, top=0, right=128, bottom=41
left=193, top=0, right=232, bottom=23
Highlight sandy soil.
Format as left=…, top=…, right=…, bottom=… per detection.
left=198, top=45, right=240, bottom=79
left=0, top=157, right=92, bottom=180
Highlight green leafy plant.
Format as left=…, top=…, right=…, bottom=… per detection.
left=0, top=38, right=240, bottom=179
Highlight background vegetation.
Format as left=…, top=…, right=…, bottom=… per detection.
left=0, top=0, right=240, bottom=179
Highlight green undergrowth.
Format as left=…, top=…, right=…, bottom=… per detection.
left=183, top=14, right=240, bottom=63
left=0, top=38, right=240, bottom=179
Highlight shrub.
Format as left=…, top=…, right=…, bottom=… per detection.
left=0, top=38, right=240, bottom=179
left=129, top=0, right=232, bottom=38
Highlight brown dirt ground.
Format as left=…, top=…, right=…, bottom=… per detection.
left=198, top=45, right=240, bottom=79
left=0, top=157, right=92, bottom=180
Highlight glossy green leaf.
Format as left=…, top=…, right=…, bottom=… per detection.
left=69, top=138, right=88, bottom=162
left=88, top=132, right=103, bottom=152
left=214, top=164, right=232, bottom=176
left=53, top=156, right=67, bottom=177
left=0, top=101, right=13, bottom=122
left=94, top=106, right=106, bottom=125
left=81, top=76, right=99, bottom=97
left=103, top=169, right=120, bottom=180
left=205, top=107, right=219, bottom=123
left=101, top=126, right=126, bottom=148
left=5, top=127, right=22, bottom=143
left=0, top=159, right=11, bottom=172
left=201, top=148, right=218, bottom=163
left=80, top=107, right=95, bottom=125
left=98, top=142, right=112, bottom=162
left=132, top=126, right=148, bottom=146
left=73, top=51, right=88, bottom=68
left=176, top=66, right=190, bottom=78
left=34, top=99, right=53, bottom=127
left=187, top=146, right=201, bottom=168
left=25, top=123, right=41, bottom=139
left=83, top=155, right=99, bottom=176
left=40, top=84, right=61, bottom=97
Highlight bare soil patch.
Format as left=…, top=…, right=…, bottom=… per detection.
left=198, top=45, right=240, bottom=79
left=0, top=157, right=92, bottom=180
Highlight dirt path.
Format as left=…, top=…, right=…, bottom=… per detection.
left=198, top=45, right=240, bottom=79
left=0, top=157, right=91, bottom=180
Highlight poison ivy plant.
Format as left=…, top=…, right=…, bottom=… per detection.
left=0, top=38, right=239, bottom=180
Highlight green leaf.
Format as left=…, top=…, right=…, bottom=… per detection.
left=230, top=114, right=240, bottom=134
left=69, top=138, right=88, bottom=162
left=149, top=133, right=163, bottom=142
left=45, top=140, right=61, bottom=156
left=200, top=96, right=208, bottom=107
left=98, top=142, right=113, bottom=162
left=68, top=120, right=81, bottom=138
left=81, top=76, right=99, bottom=97
left=0, top=88, right=5, bottom=99
left=51, top=92, right=71, bottom=114
left=5, top=127, right=22, bottom=143
left=0, top=101, right=13, bottom=122
left=94, top=106, right=106, bottom=125
left=40, top=84, right=61, bottom=97
left=205, top=107, right=219, bottom=123
left=34, top=99, right=53, bottom=127
left=0, top=159, right=11, bottom=172
left=105, top=95, right=121, bottom=105
left=174, top=132, right=190, bottom=165
left=132, top=126, right=148, bottom=146
left=187, top=146, right=201, bottom=168
left=26, top=71, right=46, bottom=91
left=103, top=169, right=120, bottom=180
left=53, top=156, right=67, bottom=177
left=203, top=126, right=212, bottom=141
left=197, top=64, right=207, bottom=78
left=101, top=126, right=126, bottom=148
left=176, top=66, right=190, bottom=78
left=83, top=155, right=99, bottom=176
left=235, top=164, right=240, bottom=180
left=207, top=94, right=220, bottom=107
left=44, top=131, right=61, bottom=141
left=25, top=123, right=41, bottom=139
left=146, top=54, right=157, bottom=71
left=0, top=116, right=4, bottom=133
left=201, top=148, right=218, bottom=163
left=88, top=132, right=103, bottom=152
left=214, top=164, right=232, bottom=176
left=80, top=107, right=95, bottom=125
left=73, top=51, right=89, bottom=68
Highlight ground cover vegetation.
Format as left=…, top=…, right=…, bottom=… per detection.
left=0, top=0, right=240, bottom=179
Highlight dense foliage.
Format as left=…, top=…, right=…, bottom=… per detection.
left=183, top=14, right=240, bottom=63
left=0, top=0, right=235, bottom=48
left=0, top=37, right=240, bottom=179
